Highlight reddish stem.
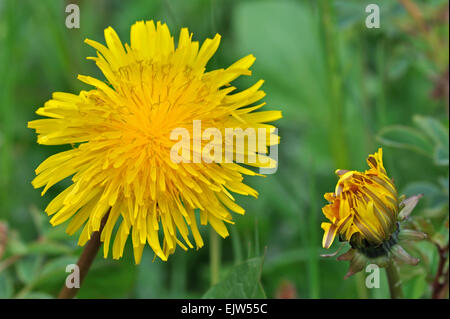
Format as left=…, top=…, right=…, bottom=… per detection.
left=432, top=243, right=449, bottom=299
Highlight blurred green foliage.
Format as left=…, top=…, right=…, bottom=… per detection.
left=0, top=0, right=448, bottom=299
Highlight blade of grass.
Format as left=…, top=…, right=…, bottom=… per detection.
left=318, top=0, right=349, bottom=170
left=170, top=251, right=187, bottom=298
left=230, top=226, right=243, bottom=265
left=0, top=0, right=18, bottom=220
left=254, top=218, right=260, bottom=256
left=210, top=229, right=221, bottom=286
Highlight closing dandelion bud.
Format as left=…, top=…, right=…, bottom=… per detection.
left=321, top=148, right=425, bottom=279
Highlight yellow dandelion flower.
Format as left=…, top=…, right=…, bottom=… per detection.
left=321, top=148, right=425, bottom=278
left=28, top=20, right=282, bottom=264
left=321, top=148, right=399, bottom=249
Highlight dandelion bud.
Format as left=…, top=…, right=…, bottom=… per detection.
left=321, top=148, right=424, bottom=277
left=321, top=148, right=399, bottom=250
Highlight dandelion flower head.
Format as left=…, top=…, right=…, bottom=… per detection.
left=28, top=20, right=282, bottom=263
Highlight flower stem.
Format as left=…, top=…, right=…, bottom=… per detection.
left=355, top=272, right=369, bottom=299
left=58, top=213, right=109, bottom=299
left=210, top=229, right=221, bottom=286
left=432, top=243, right=449, bottom=299
left=385, top=261, right=404, bottom=299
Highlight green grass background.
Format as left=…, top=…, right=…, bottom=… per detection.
left=0, top=0, right=448, bottom=299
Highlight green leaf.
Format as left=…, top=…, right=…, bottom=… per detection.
left=203, top=257, right=266, bottom=299
left=413, top=115, right=449, bottom=147
left=16, top=255, right=43, bottom=285
left=413, top=115, right=449, bottom=166
left=76, top=254, right=138, bottom=298
left=38, top=256, right=78, bottom=280
left=409, top=274, right=428, bottom=299
left=402, top=181, right=449, bottom=215
left=434, top=144, right=449, bottom=166
left=377, top=125, right=434, bottom=156
left=29, top=256, right=78, bottom=295
left=0, top=272, right=14, bottom=298
left=7, top=232, right=28, bottom=255
left=26, top=240, right=73, bottom=256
